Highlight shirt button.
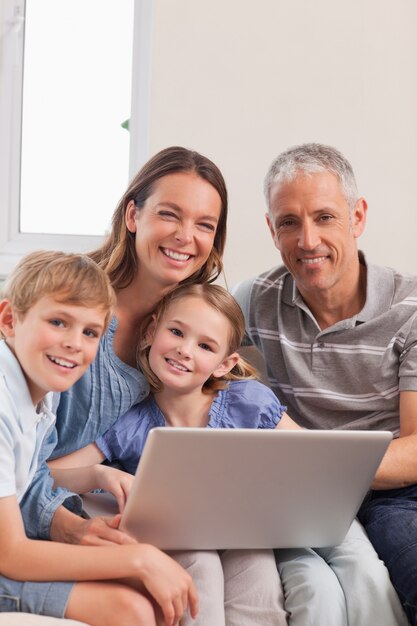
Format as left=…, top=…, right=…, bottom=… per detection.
left=317, top=342, right=325, bottom=349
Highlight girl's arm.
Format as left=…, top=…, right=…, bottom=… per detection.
left=49, top=443, right=132, bottom=512
left=49, top=442, right=105, bottom=468
left=50, top=465, right=133, bottom=512
left=0, top=495, right=198, bottom=625
left=275, top=411, right=303, bottom=430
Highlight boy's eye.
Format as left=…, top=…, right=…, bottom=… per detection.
left=84, top=328, right=99, bottom=338
left=199, top=343, right=212, bottom=352
left=169, top=327, right=183, bottom=337
left=49, top=319, right=65, bottom=327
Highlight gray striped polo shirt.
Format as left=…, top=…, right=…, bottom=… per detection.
left=233, top=254, right=417, bottom=435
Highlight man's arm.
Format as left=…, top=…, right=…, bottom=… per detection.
left=372, top=390, right=417, bottom=489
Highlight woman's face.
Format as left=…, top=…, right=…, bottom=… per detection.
left=126, top=172, right=222, bottom=288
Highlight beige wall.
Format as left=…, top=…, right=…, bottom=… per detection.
left=146, top=0, right=417, bottom=287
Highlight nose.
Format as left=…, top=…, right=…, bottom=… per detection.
left=176, top=339, right=192, bottom=359
left=175, top=221, right=193, bottom=244
left=298, top=220, right=320, bottom=250
left=63, top=329, right=82, bottom=351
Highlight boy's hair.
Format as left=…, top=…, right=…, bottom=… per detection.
left=138, top=283, right=258, bottom=394
left=1, top=250, right=116, bottom=327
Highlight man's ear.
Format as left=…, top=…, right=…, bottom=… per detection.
left=0, top=300, right=16, bottom=338
left=265, top=213, right=280, bottom=250
left=212, top=352, right=239, bottom=379
left=351, top=197, right=367, bottom=239
left=125, top=200, right=138, bottom=233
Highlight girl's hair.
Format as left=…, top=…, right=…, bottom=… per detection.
left=2, top=250, right=115, bottom=327
left=138, top=283, right=258, bottom=394
left=89, top=146, right=228, bottom=289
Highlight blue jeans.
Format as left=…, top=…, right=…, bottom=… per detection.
left=358, top=484, right=417, bottom=625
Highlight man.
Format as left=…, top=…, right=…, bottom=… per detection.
left=233, top=143, right=417, bottom=625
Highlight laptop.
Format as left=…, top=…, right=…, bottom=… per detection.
left=83, top=427, right=392, bottom=550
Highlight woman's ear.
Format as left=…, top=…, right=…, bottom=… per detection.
left=125, top=200, right=138, bottom=233
left=0, top=300, right=16, bottom=338
left=212, top=352, right=239, bottom=378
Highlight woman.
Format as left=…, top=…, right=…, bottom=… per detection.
left=52, top=145, right=228, bottom=458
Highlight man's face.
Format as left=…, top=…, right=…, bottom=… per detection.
left=266, top=171, right=367, bottom=300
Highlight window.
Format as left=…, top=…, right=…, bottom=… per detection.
left=0, top=0, right=152, bottom=276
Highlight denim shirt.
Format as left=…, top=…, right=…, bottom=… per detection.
left=20, top=316, right=150, bottom=538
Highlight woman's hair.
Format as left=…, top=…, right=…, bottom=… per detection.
left=90, top=146, right=228, bottom=289
left=1, top=250, right=115, bottom=327
left=138, top=283, right=258, bottom=394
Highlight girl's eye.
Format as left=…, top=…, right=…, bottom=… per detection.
left=170, top=327, right=183, bottom=337
left=199, top=343, right=212, bottom=352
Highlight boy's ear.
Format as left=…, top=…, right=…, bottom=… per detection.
left=212, top=352, right=239, bottom=379
left=0, top=300, right=16, bottom=338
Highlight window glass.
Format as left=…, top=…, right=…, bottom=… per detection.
left=20, top=0, right=134, bottom=236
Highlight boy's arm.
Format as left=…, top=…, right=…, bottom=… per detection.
left=0, top=495, right=198, bottom=624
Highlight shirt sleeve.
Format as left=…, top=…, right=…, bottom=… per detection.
left=0, top=412, right=17, bottom=497
left=19, top=427, right=83, bottom=539
left=222, top=380, right=287, bottom=429
left=96, top=404, right=149, bottom=475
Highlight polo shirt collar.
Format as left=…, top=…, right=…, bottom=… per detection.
left=285, top=251, right=395, bottom=324
left=0, top=340, right=53, bottom=433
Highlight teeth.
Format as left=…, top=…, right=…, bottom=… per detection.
left=300, top=257, right=327, bottom=264
left=48, top=356, right=76, bottom=369
left=166, top=358, right=189, bottom=372
left=162, top=248, right=191, bottom=261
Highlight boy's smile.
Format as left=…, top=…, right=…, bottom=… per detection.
left=3, top=295, right=106, bottom=405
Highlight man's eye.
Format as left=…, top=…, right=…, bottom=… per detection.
left=170, top=327, right=182, bottom=337
left=199, top=343, right=212, bottom=351
left=278, top=219, right=296, bottom=229
left=319, top=214, right=333, bottom=223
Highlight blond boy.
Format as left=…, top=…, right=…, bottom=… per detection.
left=0, top=251, right=197, bottom=626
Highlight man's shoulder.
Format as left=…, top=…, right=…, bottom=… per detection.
left=233, top=264, right=290, bottom=304
left=368, top=260, right=417, bottom=303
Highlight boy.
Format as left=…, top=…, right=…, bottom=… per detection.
left=0, top=251, right=197, bottom=626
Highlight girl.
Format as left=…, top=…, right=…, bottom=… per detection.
left=50, top=282, right=297, bottom=626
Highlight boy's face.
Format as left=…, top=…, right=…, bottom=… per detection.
left=1, top=295, right=106, bottom=405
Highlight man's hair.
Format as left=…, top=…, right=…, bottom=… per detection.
left=264, top=143, right=358, bottom=211
left=138, top=283, right=258, bottom=394
left=2, top=250, right=116, bottom=327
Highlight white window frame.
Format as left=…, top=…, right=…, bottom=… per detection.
left=0, top=0, right=152, bottom=278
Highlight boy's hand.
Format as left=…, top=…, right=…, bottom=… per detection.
left=135, top=544, right=199, bottom=626
left=93, top=465, right=134, bottom=512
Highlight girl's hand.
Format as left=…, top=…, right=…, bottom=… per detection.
left=93, top=465, right=134, bottom=512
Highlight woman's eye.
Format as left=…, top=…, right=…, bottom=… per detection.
left=170, top=327, right=182, bottom=337
left=159, top=211, right=178, bottom=220
left=198, top=222, right=215, bottom=232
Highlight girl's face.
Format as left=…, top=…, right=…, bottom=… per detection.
left=148, top=296, right=238, bottom=394
left=125, top=172, right=222, bottom=288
